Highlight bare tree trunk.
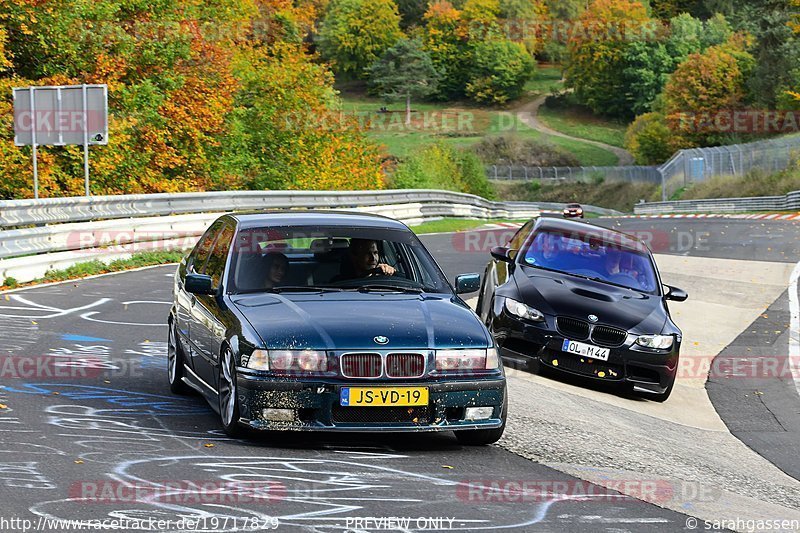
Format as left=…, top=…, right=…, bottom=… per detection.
left=405, top=94, right=411, bottom=126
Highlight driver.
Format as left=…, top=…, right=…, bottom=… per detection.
left=333, top=239, right=396, bottom=281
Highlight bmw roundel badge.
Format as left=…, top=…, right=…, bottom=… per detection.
left=374, top=335, right=389, bottom=345
left=588, top=314, right=599, bottom=323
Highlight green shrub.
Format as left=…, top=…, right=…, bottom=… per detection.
left=465, top=40, right=535, bottom=105
left=494, top=180, right=659, bottom=213
left=471, top=134, right=580, bottom=167
left=391, top=142, right=496, bottom=199
left=2, top=276, right=18, bottom=289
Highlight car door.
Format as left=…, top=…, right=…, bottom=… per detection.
left=191, top=221, right=235, bottom=386
left=177, top=221, right=223, bottom=370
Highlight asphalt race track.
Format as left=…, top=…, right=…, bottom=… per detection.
left=1, top=216, right=799, bottom=532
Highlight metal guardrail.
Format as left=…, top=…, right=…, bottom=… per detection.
left=0, top=190, right=620, bottom=284
left=634, top=190, right=800, bottom=214
left=0, top=189, right=611, bottom=228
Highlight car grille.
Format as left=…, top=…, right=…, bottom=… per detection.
left=556, top=317, right=590, bottom=340
left=340, top=353, right=382, bottom=378
left=541, top=351, right=623, bottom=380
left=331, top=406, right=430, bottom=424
left=386, top=353, right=426, bottom=378
left=591, top=325, right=628, bottom=347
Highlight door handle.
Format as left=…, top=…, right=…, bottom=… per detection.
left=191, top=296, right=196, bottom=306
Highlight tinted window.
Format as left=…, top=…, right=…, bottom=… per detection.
left=508, top=220, right=534, bottom=250
left=521, top=229, right=658, bottom=294
left=229, top=225, right=450, bottom=294
left=204, top=223, right=235, bottom=288
left=188, top=221, right=223, bottom=273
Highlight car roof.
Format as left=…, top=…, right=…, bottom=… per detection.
left=533, top=217, right=648, bottom=252
left=227, top=211, right=412, bottom=231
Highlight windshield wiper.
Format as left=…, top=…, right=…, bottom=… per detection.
left=272, top=286, right=345, bottom=293
left=235, top=286, right=344, bottom=295
left=356, top=284, right=423, bottom=294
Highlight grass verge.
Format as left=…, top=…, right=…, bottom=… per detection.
left=537, top=104, right=628, bottom=148
left=339, top=91, right=619, bottom=166
left=409, top=218, right=528, bottom=234
left=1, top=249, right=187, bottom=291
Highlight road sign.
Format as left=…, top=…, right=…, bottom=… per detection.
left=12, top=84, right=108, bottom=198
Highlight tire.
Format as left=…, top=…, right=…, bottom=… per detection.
left=455, top=394, right=508, bottom=446
left=167, top=320, right=190, bottom=394
left=219, top=346, right=244, bottom=437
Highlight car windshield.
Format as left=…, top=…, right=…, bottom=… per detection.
left=228, top=225, right=451, bottom=294
left=520, top=229, right=659, bottom=294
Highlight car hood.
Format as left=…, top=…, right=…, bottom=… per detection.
left=514, top=266, right=667, bottom=333
left=230, top=292, right=490, bottom=350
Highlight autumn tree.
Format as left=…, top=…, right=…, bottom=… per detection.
left=624, top=113, right=680, bottom=165
left=422, top=1, right=470, bottom=99
left=317, top=0, right=404, bottom=78
left=367, top=38, right=440, bottom=125
left=564, top=0, right=653, bottom=118
left=663, top=34, right=755, bottom=145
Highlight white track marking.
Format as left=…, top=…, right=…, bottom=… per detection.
left=789, top=261, right=800, bottom=397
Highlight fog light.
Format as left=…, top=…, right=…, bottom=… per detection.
left=464, top=407, right=494, bottom=420
left=262, top=408, right=295, bottom=422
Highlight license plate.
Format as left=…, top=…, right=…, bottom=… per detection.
left=561, top=339, right=610, bottom=361
left=340, top=387, right=429, bottom=407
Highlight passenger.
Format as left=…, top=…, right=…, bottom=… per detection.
left=264, top=252, right=288, bottom=289
left=605, top=248, right=623, bottom=276
left=333, top=239, right=395, bottom=281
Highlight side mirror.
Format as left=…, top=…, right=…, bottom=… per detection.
left=490, top=246, right=517, bottom=263
left=663, top=285, right=688, bottom=302
left=186, top=273, right=216, bottom=295
left=455, top=273, right=481, bottom=294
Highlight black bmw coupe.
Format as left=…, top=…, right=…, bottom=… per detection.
left=477, top=217, right=687, bottom=402
left=168, top=212, right=506, bottom=443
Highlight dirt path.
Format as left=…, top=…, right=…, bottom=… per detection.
left=515, top=94, right=635, bottom=166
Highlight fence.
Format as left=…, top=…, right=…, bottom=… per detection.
left=489, top=135, right=800, bottom=202
left=658, top=136, right=800, bottom=199
left=0, top=189, right=619, bottom=284
left=487, top=165, right=662, bottom=183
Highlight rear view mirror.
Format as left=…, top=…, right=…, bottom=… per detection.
left=186, top=273, right=216, bottom=295
left=663, top=285, right=688, bottom=302
left=455, top=273, right=481, bottom=294
left=491, top=246, right=517, bottom=263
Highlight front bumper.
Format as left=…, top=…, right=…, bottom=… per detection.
left=235, top=371, right=506, bottom=432
left=493, top=313, right=678, bottom=393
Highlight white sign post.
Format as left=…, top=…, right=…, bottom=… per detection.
left=13, top=84, right=108, bottom=198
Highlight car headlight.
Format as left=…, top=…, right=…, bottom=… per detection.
left=246, top=349, right=328, bottom=372
left=246, top=349, right=270, bottom=370
left=636, top=335, right=674, bottom=350
left=436, top=348, right=499, bottom=371
left=504, top=297, right=544, bottom=322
